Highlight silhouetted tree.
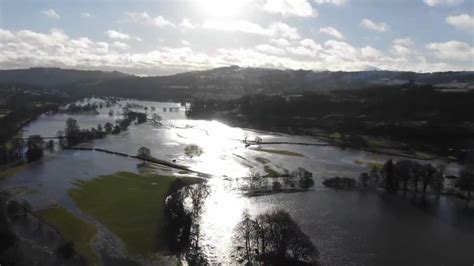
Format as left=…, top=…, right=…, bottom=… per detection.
left=456, top=170, right=474, bottom=202
left=164, top=181, right=209, bottom=263
left=421, top=164, right=439, bottom=194
left=137, top=147, right=151, bottom=164
left=232, top=209, right=318, bottom=265
left=394, top=160, right=417, bottom=193
left=383, top=159, right=397, bottom=192
left=25, top=135, right=43, bottom=162
left=293, top=167, right=314, bottom=189
left=232, top=210, right=254, bottom=264
left=272, top=181, right=282, bottom=191
left=56, top=241, right=74, bottom=259
left=359, top=173, right=370, bottom=188
left=65, top=118, right=80, bottom=146
left=104, top=122, right=113, bottom=134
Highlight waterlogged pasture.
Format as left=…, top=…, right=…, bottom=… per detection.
left=1, top=98, right=472, bottom=265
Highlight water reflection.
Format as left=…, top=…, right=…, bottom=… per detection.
left=2, top=98, right=472, bottom=266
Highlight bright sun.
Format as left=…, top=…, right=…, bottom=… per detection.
left=197, top=0, right=249, bottom=18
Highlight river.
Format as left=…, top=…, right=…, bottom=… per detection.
left=1, top=98, right=473, bottom=265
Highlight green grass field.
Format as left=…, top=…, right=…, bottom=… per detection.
left=257, top=148, right=305, bottom=157
left=68, top=172, right=201, bottom=256
left=36, top=205, right=99, bottom=265
left=353, top=159, right=383, bottom=170
left=255, top=157, right=271, bottom=164
left=0, top=164, right=26, bottom=180
left=263, top=165, right=284, bottom=177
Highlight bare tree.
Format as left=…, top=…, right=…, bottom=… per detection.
left=232, top=209, right=318, bottom=265
left=137, top=147, right=151, bottom=164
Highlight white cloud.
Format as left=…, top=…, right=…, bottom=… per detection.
left=424, top=0, right=464, bottom=6
left=80, top=12, right=91, bottom=18
left=105, top=30, right=130, bottom=40
left=111, top=41, right=129, bottom=50
left=203, top=20, right=300, bottom=40
left=0, top=28, right=215, bottom=75
left=360, top=18, right=388, bottom=32
left=446, top=14, right=474, bottom=31
left=270, top=22, right=301, bottom=40
left=124, top=12, right=175, bottom=28
left=256, top=44, right=286, bottom=55
left=287, top=46, right=317, bottom=57
left=203, top=20, right=268, bottom=35
left=180, top=18, right=195, bottom=30
left=263, top=0, right=317, bottom=17
left=320, top=27, right=344, bottom=39
left=270, top=38, right=291, bottom=46
left=285, top=39, right=322, bottom=58
left=314, top=0, right=347, bottom=5
left=300, top=38, right=322, bottom=51
left=360, top=46, right=382, bottom=59
left=391, top=38, right=416, bottom=57
left=426, top=41, right=474, bottom=61
left=0, top=28, right=471, bottom=75
left=41, top=9, right=60, bottom=19
left=324, top=40, right=358, bottom=59
left=181, top=40, right=190, bottom=46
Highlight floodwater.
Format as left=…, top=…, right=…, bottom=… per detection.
left=2, top=98, right=473, bottom=265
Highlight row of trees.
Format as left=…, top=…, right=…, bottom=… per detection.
left=59, top=103, right=99, bottom=115
left=249, top=167, right=315, bottom=194
left=233, top=209, right=318, bottom=265
left=455, top=170, right=474, bottom=201
left=1, top=109, right=149, bottom=164
left=0, top=135, right=55, bottom=164
left=0, top=139, right=24, bottom=165
left=164, top=181, right=210, bottom=264
left=63, top=110, right=147, bottom=147
left=380, top=159, right=474, bottom=202
left=382, top=160, right=444, bottom=194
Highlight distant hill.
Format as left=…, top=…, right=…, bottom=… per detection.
left=0, top=67, right=131, bottom=87
left=0, top=66, right=473, bottom=100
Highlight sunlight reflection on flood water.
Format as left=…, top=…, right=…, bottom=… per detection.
left=5, top=98, right=472, bottom=266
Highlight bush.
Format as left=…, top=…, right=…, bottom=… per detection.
left=272, top=181, right=282, bottom=191
left=56, top=241, right=75, bottom=259
left=322, top=177, right=356, bottom=189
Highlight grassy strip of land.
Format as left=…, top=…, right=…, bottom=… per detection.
left=68, top=172, right=202, bottom=256
left=36, top=205, right=100, bottom=265
left=263, top=165, right=284, bottom=178
left=257, top=148, right=305, bottom=157
left=0, top=164, right=26, bottom=180
left=255, top=157, right=271, bottom=164
left=353, top=159, right=383, bottom=170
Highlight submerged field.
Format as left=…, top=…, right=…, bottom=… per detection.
left=1, top=99, right=471, bottom=265
left=68, top=171, right=202, bottom=256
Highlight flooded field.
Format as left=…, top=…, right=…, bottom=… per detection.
left=1, top=98, right=473, bottom=265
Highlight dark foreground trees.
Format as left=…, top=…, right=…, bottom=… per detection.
left=25, top=135, right=44, bottom=162
left=456, top=170, right=474, bottom=202
left=233, top=209, right=318, bottom=265
left=164, top=181, right=210, bottom=264
left=382, top=159, right=444, bottom=194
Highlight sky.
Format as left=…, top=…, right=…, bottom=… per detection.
left=0, top=0, right=473, bottom=75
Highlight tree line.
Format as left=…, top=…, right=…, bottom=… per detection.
left=186, top=87, right=474, bottom=157
left=0, top=109, right=148, bottom=165
left=233, top=209, right=318, bottom=265
left=353, top=159, right=474, bottom=202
